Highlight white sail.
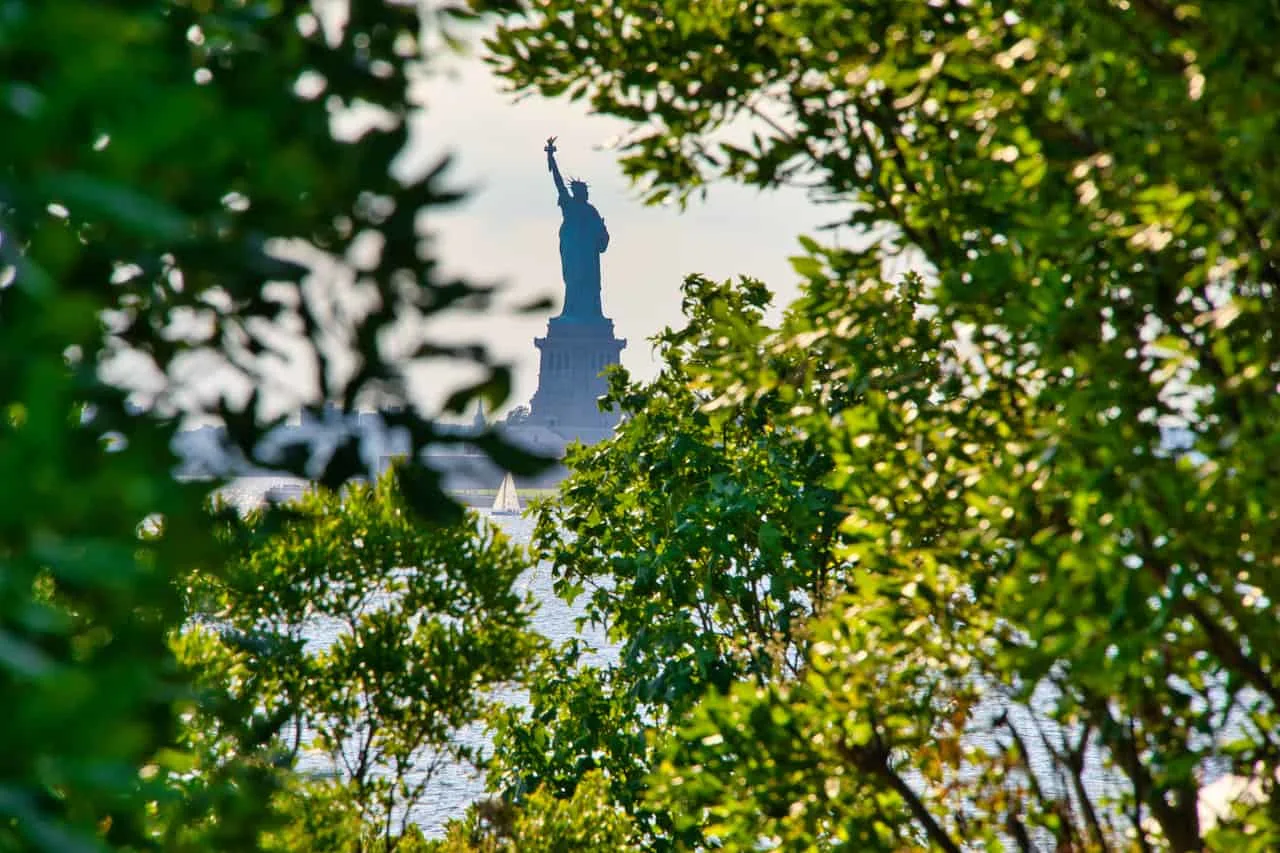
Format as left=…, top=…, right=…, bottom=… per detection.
left=491, top=472, right=522, bottom=515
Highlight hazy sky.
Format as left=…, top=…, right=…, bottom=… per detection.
left=119, top=16, right=848, bottom=425
left=402, top=30, right=842, bottom=415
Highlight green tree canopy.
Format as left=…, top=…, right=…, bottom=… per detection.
left=1, top=1, right=542, bottom=848
left=428, top=771, right=639, bottom=853
left=487, top=267, right=941, bottom=844
left=180, top=472, right=543, bottom=852
left=474, top=1, right=1280, bottom=849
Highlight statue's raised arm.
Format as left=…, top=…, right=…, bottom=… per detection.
left=545, top=136, right=569, bottom=201
left=544, top=138, right=608, bottom=321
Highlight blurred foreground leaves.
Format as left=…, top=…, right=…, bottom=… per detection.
left=0, top=0, right=541, bottom=848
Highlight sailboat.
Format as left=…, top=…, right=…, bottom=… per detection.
left=491, top=472, right=522, bottom=516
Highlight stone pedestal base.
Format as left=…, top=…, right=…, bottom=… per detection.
left=527, top=315, right=626, bottom=445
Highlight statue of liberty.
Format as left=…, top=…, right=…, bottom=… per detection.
left=545, top=137, right=609, bottom=320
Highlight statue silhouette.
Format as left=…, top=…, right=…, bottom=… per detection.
left=545, top=137, right=609, bottom=321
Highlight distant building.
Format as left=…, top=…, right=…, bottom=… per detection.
left=174, top=136, right=631, bottom=492
left=510, top=136, right=627, bottom=448
left=519, top=315, right=625, bottom=446
left=415, top=303, right=627, bottom=494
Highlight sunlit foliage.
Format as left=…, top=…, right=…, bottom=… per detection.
left=474, top=0, right=1280, bottom=849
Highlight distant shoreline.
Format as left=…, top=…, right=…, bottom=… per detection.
left=450, top=487, right=559, bottom=507
left=208, top=474, right=558, bottom=510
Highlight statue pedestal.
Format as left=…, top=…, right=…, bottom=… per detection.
left=528, top=315, right=626, bottom=445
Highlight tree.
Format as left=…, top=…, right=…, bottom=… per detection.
left=183, top=472, right=543, bottom=852
left=1, top=1, right=542, bottom=848
left=486, top=269, right=939, bottom=845
left=428, top=771, right=639, bottom=852
left=474, top=1, right=1280, bottom=849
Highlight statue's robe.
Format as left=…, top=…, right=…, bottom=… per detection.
left=557, top=195, right=609, bottom=320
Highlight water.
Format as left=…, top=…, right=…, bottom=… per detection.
left=219, top=477, right=610, bottom=836
left=219, top=477, right=1238, bottom=844
left=220, top=477, right=1096, bottom=840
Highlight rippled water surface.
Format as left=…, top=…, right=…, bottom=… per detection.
left=221, top=477, right=607, bottom=836
left=220, top=477, right=1201, bottom=841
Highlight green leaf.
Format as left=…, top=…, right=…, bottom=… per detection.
left=39, top=172, right=189, bottom=241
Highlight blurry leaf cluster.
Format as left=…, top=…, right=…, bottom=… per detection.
left=0, top=0, right=543, bottom=849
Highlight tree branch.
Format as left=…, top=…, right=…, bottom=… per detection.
left=838, top=730, right=964, bottom=853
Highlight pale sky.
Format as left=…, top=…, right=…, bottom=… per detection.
left=402, top=30, right=842, bottom=416
left=112, top=16, right=848, bottom=425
